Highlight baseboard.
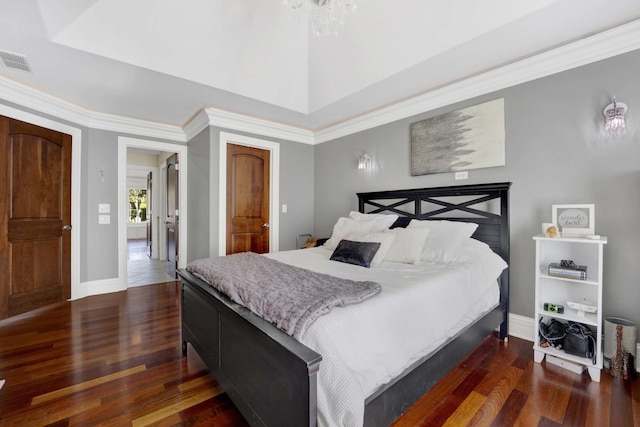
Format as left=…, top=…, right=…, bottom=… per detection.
left=508, top=313, right=535, bottom=342
left=507, top=313, right=639, bottom=373
left=77, top=278, right=125, bottom=299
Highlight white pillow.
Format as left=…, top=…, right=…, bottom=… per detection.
left=456, top=238, right=508, bottom=276
left=344, top=232, right=396, bottom=266
left=383, top=227, right=430, bottom=264
left=347, top=211, right=398, bottom=231
left=407, top=219, right=478, bottom=263
left=323, top=217, right=378, bottom=251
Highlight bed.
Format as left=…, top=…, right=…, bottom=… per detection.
left=178, top=182, right=511, bottom=427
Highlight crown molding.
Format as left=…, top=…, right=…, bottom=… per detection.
left=182, top=109, right=211, bottom=141
left=182, top=107, right=317, bottom=144
left=86, top=110, right=185, bottom=141
left=198, top=107, right=315, bottom=145
left=1, top=20, right=639, bottom=145
left=313, top=19, right=640, bottom=144
left=0, top=75, right=92, bottom=126
left=0, top=75, right=185, bottom=141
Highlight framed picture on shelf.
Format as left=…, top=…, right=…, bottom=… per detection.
left=552, top=204, right=595, bottom=237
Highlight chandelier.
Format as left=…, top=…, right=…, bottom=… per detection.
left=284, top=0, right=360, bottom=36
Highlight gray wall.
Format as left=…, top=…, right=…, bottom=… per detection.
left=187, top=127, right=211, bottom=262
left=278, top=137, right=316, bottom=250
left=85, top=128, right=119, bottom=281
left=314, top=49, right=640, bottom=338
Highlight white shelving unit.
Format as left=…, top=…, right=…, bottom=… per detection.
left=533, top=234, right=607, bottom=381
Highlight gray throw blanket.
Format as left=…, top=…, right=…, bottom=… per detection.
left=186, top=252, right=381, bottom=339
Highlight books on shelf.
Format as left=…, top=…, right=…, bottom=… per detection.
left=548, top=262, right=587, bottom=280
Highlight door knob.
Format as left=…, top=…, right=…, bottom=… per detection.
left=61, top=225, right=72, bottom=232
left=263, top=223, right=270, bottom=228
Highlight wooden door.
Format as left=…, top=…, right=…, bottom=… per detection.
left=146, top=171, right=152, bottom=258
left=226, top=144, right=270, bottom=255
left=166, top=154, right=178, bottom=277
left=0, top=116, right=72, bottom=320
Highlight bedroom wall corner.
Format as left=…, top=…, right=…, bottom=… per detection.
left=186, top=126, right=211, bottom=262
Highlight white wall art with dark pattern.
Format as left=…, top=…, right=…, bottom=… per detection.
left=410, top=98, right=506, bottom=176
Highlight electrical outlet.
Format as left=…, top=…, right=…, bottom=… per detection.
left=455, top=171, right=469, bottom=180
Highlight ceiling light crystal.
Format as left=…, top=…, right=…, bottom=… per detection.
left=284, top=0, right=360, bottom=36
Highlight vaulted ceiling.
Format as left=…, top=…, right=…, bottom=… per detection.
left=2, top=0, right=640, bottom=133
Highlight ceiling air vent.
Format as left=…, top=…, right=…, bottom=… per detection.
left=0, top=50, right=32, bottom=73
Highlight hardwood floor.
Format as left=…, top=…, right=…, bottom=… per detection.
left=0, top=282, right=637, bottom=426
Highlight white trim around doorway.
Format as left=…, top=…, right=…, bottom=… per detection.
left=118, top=137, right=188, bottom=289
left=218, top=132, right=280, bottom=256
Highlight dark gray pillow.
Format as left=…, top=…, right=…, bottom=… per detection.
left=330, top=239, right=381, bottom=268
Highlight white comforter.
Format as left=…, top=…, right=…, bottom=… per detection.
left=266, top=240, right=507, bottom=427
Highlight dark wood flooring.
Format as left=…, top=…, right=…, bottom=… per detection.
left=0, top=282, right=637, bottom=426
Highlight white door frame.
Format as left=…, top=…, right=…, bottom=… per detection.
left=118, top=137, right=187, bottom=287
left=159, top=162, right=168, bottom=261
left=218, top=132, right=279, bottom=255
left=0, top=104, right=82, bottom=300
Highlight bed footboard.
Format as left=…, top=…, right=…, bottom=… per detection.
left=178, top=269, right=322, bottom=427
left=363, top=305, right=503, bottom=427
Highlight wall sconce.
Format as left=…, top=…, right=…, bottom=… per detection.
left=603, top=95, right=627, bottom=132
left=357, top=150, right=371, bottom=171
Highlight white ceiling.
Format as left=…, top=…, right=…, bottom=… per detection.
left=2, top=0, right=640, bottom=132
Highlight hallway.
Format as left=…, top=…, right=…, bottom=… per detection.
left=127, top=239, right=175, bottom=287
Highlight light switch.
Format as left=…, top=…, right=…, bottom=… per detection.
left=282, top=204, right=288, bottom=214
left=98, top=214, right=110, bottom=225
left=98, top=203, right=110, bottom=213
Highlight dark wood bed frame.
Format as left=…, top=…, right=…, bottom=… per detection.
left=178, top=182, right=511, bottom=427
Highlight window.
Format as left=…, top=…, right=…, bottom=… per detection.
left=129, top=189, right=147, bottom=223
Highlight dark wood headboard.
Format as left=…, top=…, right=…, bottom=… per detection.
left=357, top=182, right=512, bottom=338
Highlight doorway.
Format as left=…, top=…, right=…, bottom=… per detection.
left=125, top=155, right=171, bottom=287
left=0, top=105, right=81, bottom=300
left=218, top=132, right=280, bottom=255
left=0, top=116, right=71, bottom=319
left=226, top=143, right=270, bottom=255
left=165, top=153, right=179, bottom=277
left=146, top=171, right=152, bottom=258
left=118, top=137, right=188, bottom=288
